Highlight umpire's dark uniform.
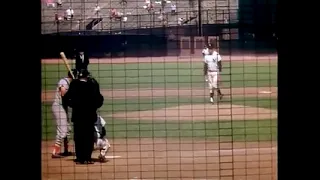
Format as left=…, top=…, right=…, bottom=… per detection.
left=63, top=69, right=104, bottom=164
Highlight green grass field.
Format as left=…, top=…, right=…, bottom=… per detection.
left=42, top=62, right=277, bottom=90
left=41, top=61, right=277, bottom=142
left=42, top=96, right=277, bottom=141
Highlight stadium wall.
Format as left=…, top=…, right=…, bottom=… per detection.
left=41, top=24, right=276, bottom=59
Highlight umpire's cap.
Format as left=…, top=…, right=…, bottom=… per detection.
left=68, top=69, right=78, bottom=79
left=78, top=69, right=90, bottom=78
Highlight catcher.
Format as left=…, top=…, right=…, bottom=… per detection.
left=94, top=115, right=111, bottom=162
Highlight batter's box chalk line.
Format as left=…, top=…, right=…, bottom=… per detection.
left=105, top=155, right=121, bottom=159
left=259, top=91, right=273, bottom=94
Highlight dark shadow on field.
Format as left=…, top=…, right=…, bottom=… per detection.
left=65, top=158, right=109, bottom=164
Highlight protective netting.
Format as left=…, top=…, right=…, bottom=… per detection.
left=41, top=0, right=277, bottom=179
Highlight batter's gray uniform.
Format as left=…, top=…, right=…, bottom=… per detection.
left=52, top=78, right=72, bottom=147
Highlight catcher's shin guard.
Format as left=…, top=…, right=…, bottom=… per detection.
left=98, top=145, right=110, bottom=162
left=100, top=141, right=111, bottom=156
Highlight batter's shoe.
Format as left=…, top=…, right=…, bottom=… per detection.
left=51, top=145, right=63, bottom=158
left=210, top=97, right=214, bottom=104
left=51, top=153, right=63, bottom=158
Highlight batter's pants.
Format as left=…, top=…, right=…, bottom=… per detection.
left=207, top=71, right=219, bottom=89
left=52, top=102, right=71, bottom=146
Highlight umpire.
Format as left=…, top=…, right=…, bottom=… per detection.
left=63, top=69, right=104, bottom=164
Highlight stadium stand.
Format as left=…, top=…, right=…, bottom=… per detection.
left=41, top=0, right=239, bottom=34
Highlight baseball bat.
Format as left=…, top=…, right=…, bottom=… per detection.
left=60, top=52, right=75, bottom=79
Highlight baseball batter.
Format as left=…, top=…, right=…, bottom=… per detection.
left=202, top=45, right=210, bottom=81
left=51, top=70, right=77, bottom=158
left=94, top=115, right=111, bottom=162
left=204, top=45, right=224, bottom=104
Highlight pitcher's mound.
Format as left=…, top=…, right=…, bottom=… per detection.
left=108, top=104, right=277, bottom=121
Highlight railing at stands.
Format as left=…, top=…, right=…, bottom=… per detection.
left=41, top=8, right=239, bottom=34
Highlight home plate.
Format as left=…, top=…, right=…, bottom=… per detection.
left=105, top=155, right=121, bottom=159
left=260, top=91, right=272, bottom=94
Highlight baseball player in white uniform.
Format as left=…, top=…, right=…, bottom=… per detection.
left=51, top=70, right=77, bottom=158
left=202, top=45, right=210, bottom=81
left=204, top=45, right=224, bottom=104
left=95, top=115, right=111, bottom=162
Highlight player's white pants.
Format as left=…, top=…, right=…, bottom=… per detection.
left=207, top=71, right=219, bottom=90
left=96, top=138, right=110, bottom=157
left=52, top=102, right=71, bottom=146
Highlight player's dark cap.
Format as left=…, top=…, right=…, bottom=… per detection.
left=68, top=69, right=78, bottom=79
left=208, top=44, right=214, bottom=50
left=78, top=69, right=90, bottom=78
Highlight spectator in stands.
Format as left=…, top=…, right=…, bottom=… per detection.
left=57, top=0, right=62, bottom=7
left=171, top=4, right=176, bottom=15
left=65, top=7, right=74, bottom=20
left=161, top=0, right=166, bottom=9
left=224, top=18, right=228, bottom=24
left=46, top=0, right=55, bottom=7
left=120, top=0, right=127, bottom=6
left=158, top=10, right=164, bottom=21
left=146, top=2, right=154, bottom=13
left=178, top=17, right=184, bottom=25
left=94, top=4, right=101, bottom=15
left=158, top=10, right=167, bottom=25
left=110, top=9, right=125, bottom=21
left=110, top=8, right=117, bottom=19
left=54, top=13, right=63, bottom=25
